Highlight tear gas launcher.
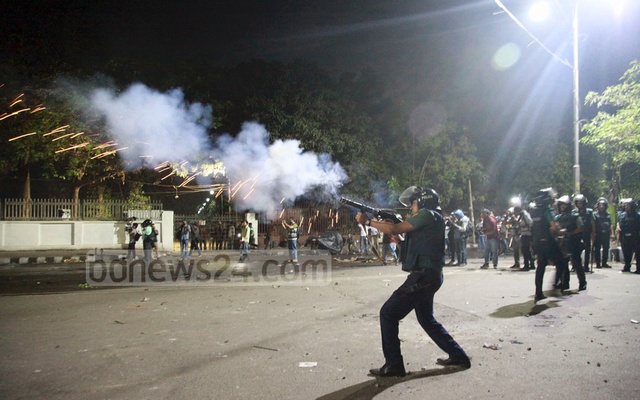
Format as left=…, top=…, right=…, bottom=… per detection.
left=339, top=197, right=403, bottom=224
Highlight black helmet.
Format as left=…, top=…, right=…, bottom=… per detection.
left=534, top=187, right=556, bottom=207
left=399, top=186, right=440, bottom=210
left=572, top=194, right=587, bottom=206
left=596, top=197, right=608, bottom=208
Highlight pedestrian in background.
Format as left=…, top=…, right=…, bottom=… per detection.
left=177, top=220, right=190, bottom=260
left=127, top=222, right=140, bottom=261
left=189, top=222, right=202, bottom=257
left=480, top=209, right=500, bottom=269
left=282, top=218, right=299, bottom=263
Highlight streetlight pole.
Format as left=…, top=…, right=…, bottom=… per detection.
left=572, top=0, right=581, bottom=195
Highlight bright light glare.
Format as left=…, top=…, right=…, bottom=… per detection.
left=492, top=43, right=521, bottom=71
left=612, top=0, right=627, bottom=18
left=529, top=1, right=550, bottom=22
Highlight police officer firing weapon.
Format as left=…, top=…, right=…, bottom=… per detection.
left=354, top=186, right=470, bottom=377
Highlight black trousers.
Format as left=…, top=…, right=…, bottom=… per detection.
left=379, top=269, right=468, bottom=367
left=593, top=235, right=610, bottom=266
left=621, top=234, right=640, bottom=270
left=535, top=241, right=568, bottom=294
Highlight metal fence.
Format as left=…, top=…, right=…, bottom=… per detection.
left=1, top=198, right=163, bottom=221
left=174, top=206, right=358, bottom=249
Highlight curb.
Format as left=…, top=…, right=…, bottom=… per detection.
left=0, top=254, right=128, bottom=266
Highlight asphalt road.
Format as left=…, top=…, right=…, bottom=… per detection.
left=1, top=253, right=639, bottom=399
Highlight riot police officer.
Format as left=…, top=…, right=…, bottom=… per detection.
left=573, top=194, right=594, bottom=273
left=531, top=188, right=568, bottom=302
left=617, top=199, right=640, bottom=273
left=593, top=198, right=613, bottom=269
left=556, top=196, right=587, bottom=291
left=355, top=186, right=470, bottom=377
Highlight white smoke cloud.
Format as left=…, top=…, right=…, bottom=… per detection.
left=90, top=83, right=213, bottom=167
left=216, top=122, right=346, bottom=214
left=88, top=82, right=346, bottom=215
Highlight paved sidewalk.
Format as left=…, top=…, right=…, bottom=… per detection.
left=0, top=254, right=639, bottom=399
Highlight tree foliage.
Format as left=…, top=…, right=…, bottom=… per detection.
left=583, top=60, right=640, bottom=201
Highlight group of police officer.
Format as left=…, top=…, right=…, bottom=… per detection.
left=531, top=188, right=640, bottom=302
left=350, top=184, right=639, bottom=377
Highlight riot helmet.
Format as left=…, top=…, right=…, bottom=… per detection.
left=556, top=195, right=572, bottom=212
left=619, top=198, right=633, bottom=211
left=596, top=197, right=608, bottom=209
left=534, top=187, right=556, bottom=207
left=454, top=209, right=464, bottom=218
left=399, top=186, right=440, bottom=210
left=572, top=194, right=587, bottom=207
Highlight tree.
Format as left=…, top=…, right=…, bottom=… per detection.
left=405, top=122, right=484, bottom=210
left=582, top=60, right=640, bottom=202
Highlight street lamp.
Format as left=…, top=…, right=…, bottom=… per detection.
left=497, top=0, right=590, bottom=195
left=529, top=0, right=581, bottom=194
left=571, top=1, right=581, bottom=195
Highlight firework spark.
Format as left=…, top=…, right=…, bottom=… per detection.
left=43, top=125, right=70, bottom=137
left=55, top=142, right=90, bottom=153
left=51, top=132, right=76, bottom=141
left=9, top=94, right=24, bottom=107
left=8, top=132, right=37, bottom=141
left=0, top=108, right=30, bottom=121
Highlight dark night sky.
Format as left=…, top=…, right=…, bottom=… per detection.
left=3, top=0, right=640, bottom=184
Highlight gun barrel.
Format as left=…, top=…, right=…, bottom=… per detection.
left=339, top=197, right=375, bottom=213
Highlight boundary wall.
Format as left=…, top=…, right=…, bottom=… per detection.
left=0, top=211, right=174, bottom=251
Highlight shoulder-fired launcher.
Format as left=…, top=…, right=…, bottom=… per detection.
left=339, top=197, right=403, bottom=224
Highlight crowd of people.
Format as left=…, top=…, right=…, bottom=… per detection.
left=455, top=191, right=639, bottom=301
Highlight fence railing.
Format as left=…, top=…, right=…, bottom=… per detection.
left=1, top=198, right=163, bottom=221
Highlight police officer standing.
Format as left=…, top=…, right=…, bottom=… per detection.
left=617, top=199, right=640, bottom=273
left=531, top=188, right=568, bottom=302
left=573, top=194, right=595, bottom=273
left=593, top=197, right=613, bottom=269
left=556, top=196, right=587, bottom=291
left=355, top=186, right=470, bottom=377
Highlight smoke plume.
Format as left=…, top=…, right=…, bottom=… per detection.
left=87, top=82, right=346, bottom=215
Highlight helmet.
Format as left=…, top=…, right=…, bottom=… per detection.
left=454, top=209, right=464, bottom=218
left=399, top=186, right=440, bottom=210
left=556, top=195, right=572, bottom=209
left=596, top=197, right=608, bottom=208
left=572, top=194, right=587, bottom=206
left=619, top=198, right=633, bottom=210
left=534, top=187, right=556, bottom=207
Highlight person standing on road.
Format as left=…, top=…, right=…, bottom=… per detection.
left=239, top=220, right=250, bottom=261
left=573, top=194, right=595, bottom=273
left=355, top=186, right=471, bottom=377
left=617, top=199, right=640, bottom=273
left=141, top=219, right=154, bottom=263
left=555, top=196, right=586, bottom=291
left=358, top=221, right=370, bottom=255
left=189, top=222, right=202, bottom=257
left=177, top=220, right=191, bottom=260
left=480, top=209, right=500, bottom=269
left=126, top=222, right=140, bottom=261
left=531, top=188, right=567, bottom=302
left=282, top=218, right=299, bottom=263
left=513, top=206, right=534, bottom=271
left=593, top=198, right=613, bottom=269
